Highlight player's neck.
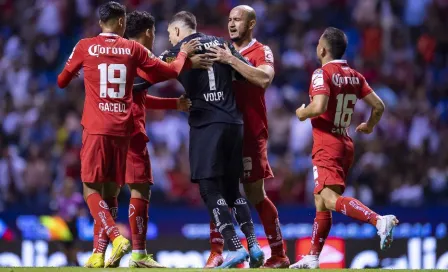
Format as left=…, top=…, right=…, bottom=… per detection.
left=101, top=28, right=120, bottom=36
left=321, top=57, right=334, bottom=67
left=179, top=29, right=197, bottom=42
left=232, top=35, right=254, bottom=51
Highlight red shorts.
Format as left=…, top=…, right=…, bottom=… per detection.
left=312, top=141, right=354, bottom=194
left=125, top=133, right=153, bottom=184
left=80, top=130, right=130, bottom=186
left=242, top=134, right=274, bottom=183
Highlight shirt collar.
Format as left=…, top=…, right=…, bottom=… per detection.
left=99, top=33, right=120, bottom=37
left=322, top=59, right=347, bottom=67
left=178, top=32, right=203, bottom=45
left=238, top=39, right=257, bottom=53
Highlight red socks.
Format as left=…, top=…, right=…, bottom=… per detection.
left=335, top=196, right=379, bottom=226
left=129, top=198, right=149, bottom=251
left=209, top=221, right=224, bottom=254
left=255, top=197, right=285, bottom=257
left=86, top=193, right=120, bottom=244
left=309, top=211, right=332, bottom=255
left=93, top=197, right=118, bottom=253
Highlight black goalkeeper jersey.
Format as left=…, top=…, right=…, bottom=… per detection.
left=160, top=32, right=245, bottom=127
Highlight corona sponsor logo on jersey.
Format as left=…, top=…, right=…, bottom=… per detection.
left=88, top=44, right=131, bottom=57
left=331, top=73, right=360, bottom=87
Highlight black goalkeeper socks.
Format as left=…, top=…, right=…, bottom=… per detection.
left=207, top=197, right=243, bottom=251
left=232, top=197, right=258, bottom=249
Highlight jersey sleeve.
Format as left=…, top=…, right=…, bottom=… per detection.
left=145, top=95, right=178, bottom=110
left=358, top=74, right=374, bottom=99
left=254, top=45, right=274, bottom=68
left=134, top=42, right=187, bottom=80
left=58, top=41, right=84, bottom=88
left=64, top=41, right=84, bottom=74
left=309, top=69, right=331, bottom=97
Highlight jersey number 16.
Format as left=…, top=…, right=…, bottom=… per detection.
left=98, top=63, right=126, bottom=99
left=334, top=94, right=356, bottom=128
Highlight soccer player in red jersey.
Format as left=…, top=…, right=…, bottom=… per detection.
left=289, top=27, right=398, bottom=269
left=57, top=1, right=198, bottom=268
left=204, top=5, right=289, bottom=268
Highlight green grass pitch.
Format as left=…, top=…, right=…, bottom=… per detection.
left=0, top=269, right=444, bottom=272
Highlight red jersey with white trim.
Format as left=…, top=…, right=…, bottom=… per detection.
left=63, top=33, right=168, bottom=136
left=234, top=39, right=274, bottom=140
left=308, top=60, right=373, bottom=149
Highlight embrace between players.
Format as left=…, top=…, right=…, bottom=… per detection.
left=57, top=1, right=399, bottom=269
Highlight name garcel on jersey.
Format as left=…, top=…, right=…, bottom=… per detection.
left=88, top=45, right=131, bottom=57
left=332, top=73, right=360, bottom=87
left=99, top=102, right=126, bottom=113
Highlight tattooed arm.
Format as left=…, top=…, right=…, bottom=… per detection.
left=356, top=92, right=385, bottom=134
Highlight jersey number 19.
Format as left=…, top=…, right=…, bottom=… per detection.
left=98, top=63, right=127, bottom=99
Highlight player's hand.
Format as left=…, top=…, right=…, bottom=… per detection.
left=180, top=39, right=201, bottom=57
left=206, top=43, right=233, bottom=65
left=177, top=94, right=192, bottom=112
left=296, top=104, right=307, bottom=121
left=190, top=54, right=213, bottom=69
left=356, top=122, right=374, bottom=134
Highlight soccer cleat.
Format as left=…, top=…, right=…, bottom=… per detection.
left=376, top=215, right=399, bottom=251
left=262, top=255, right=290, bottom=268
left=216, top=248, right=249, bottom=268
left=205, top=252, right=224, bottom=268
left=289, top=255, right=319, bottom=269
left=105, top=235, right=131, bottom=268
left=129, top=252, right=166, bottom=268
left=84, top=252, right=105, bottom=268
left=249, top=244, right=265, bottom=268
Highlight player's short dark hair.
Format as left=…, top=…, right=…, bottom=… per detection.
left=126, top=11, right=155, bottom=38
left=169, top=11, right=197, bottom=30
left=99, top=1, right=126, bottom=23
left=322, top=27, right=347, bottom=59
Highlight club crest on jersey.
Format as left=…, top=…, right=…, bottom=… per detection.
left=263, top=46, right=274, bottom=63
left=165, top=56, right=176, bottom=63
left=88, top=44, right=131, bottom=57
left=312, top=69, right=324, bottom=89
left=332, top=73, right=360, bottom=87
left=145, top=48, right=155, bottom=59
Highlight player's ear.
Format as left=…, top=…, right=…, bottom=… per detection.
left=175, top=27, right=180, bottom=37
left=321, top=47, right=327, bottom=58
left=249, top=19, right=256, bottom=30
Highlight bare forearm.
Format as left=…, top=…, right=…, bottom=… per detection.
left=228, top=56, right=270, bottom=88
left=302, top=103, right=325, bottom=119
left=367, top=106, right=384, bottom=128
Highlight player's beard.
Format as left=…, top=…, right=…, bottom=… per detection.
left=231, top=28, right=249, bottom=43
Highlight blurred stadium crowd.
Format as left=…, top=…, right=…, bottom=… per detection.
left=1, top=0, right=448, bottom=213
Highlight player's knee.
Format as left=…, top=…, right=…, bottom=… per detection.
left=102, top=182, right=120, bottom=198
left=314, top=194, right=329, bottom=212
left=82, top=182, right=102, bottom=200
left=129, top=183, right=151, bottom=201
left=243, top=179, right=266, bottom=205
left=320, top=187, right=340, bottom=211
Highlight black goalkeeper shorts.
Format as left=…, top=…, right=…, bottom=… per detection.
left=189, top=123, right=243, bottom=182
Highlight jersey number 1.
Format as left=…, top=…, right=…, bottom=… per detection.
left=207, top=67, right=216, bottom=91
left=98, top=63, right=126, bottom=98
left=334, top=94, right=356, bottom=127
